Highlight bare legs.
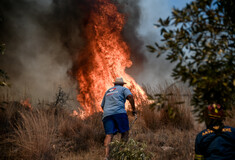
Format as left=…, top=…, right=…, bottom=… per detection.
left=104, top=134, right=113, bottom=159
left=104, top=131, right=129, bottom=159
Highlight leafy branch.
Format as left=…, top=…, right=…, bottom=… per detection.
left=148, top=0, right=235, bottom=122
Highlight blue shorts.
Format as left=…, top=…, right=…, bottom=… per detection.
left=102, top=113, right=129, bottom=134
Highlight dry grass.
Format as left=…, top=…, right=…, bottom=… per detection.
left=0, top=97, right=199, bottom=160
left=10, top=109, right=57, bottom=160
left=3, top=82, right=235, bottom=159
left=56, top=111, right=104, bottom=156
left=128, top=112, right=197, bottom=160
left=224, top=108, right=235, bottom=127
left=133, top=128, right=197, bottom=160
left=0, top=101, right=29, bottom=160
left=0, top=102, right=106, bottom=160
left=0, top=102, right=198, bottom=160
left=142, top=82, right=194, bottom=131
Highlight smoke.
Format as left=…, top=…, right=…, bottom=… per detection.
left=135, top=0, right=175, bottom=86
left=0, top=0, right=75, bottom=102
left=135, top=0, right=193, bottom=86
left=117, top=0, right=178, bottom=86
left=0, top=0, right=188, bottom=102
left=116, top=0, right=146, bottom=76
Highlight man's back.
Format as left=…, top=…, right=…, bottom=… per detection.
left=101, top=85, right=132, bottom=119
left=195, top=126, right=235, bottom=160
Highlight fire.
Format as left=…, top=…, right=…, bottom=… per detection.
left=71, top=110, right=86, bottom=120
left=76, top=0, right=147, bottom=116
left=21, top=98, right=32, bottom=110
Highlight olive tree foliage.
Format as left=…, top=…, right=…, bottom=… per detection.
left=147, top=0, right=235, bottom=122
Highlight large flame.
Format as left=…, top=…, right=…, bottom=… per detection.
left=76, top=0, right=146, bottom=116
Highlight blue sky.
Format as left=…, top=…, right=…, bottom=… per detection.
left=169, top=0, right=193, bottom=8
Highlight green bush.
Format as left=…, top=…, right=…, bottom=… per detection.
left=110, top=139, right=153, bottom=160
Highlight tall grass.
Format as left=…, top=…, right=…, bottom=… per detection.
left=0, top=104, right=105, bottom=160
left=0, top=82, right=200, bottom=160
left=57, top=111, right=104, bottom=155
left=11, top=109, right=57, bottom=160
left=142, top=82, right=194, bottom=130
left=0, top=101, right=29, bottom=160
left=225, top=108, right=235, bottom=127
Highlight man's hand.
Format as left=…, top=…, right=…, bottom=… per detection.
left=132, top=110, right=137, bottom=116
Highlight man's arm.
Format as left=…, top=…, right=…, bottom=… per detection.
left=127, top=95, right=136, bottom=115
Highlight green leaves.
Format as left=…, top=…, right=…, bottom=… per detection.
left=158, top=17, right=170, bottom=27
left=110, top=139, right=153, bottom=160
left=146, top=45, right=156, bottom=53
left=148, top=0, right=235, bottom=122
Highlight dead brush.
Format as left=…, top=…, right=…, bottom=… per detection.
left=83, top=111, right=104, bottom=144
left=143, top=82, right=194, bottom=130
left=0, top=101, right=30, bottom=159
left=225, top=108, right=235, bottom=127
left=9, top=109, right=57, bottom=160
left=57, top=113, right=92, bottom=152
left=150, top=128, right=197, bottom=160
left=57, top=111, right=104, bottom=154
left=142, top=104, right=160, bottom=131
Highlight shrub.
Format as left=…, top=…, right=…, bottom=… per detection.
left=109, top=139, right=153, bottom=160
left=143, top=82, right=194, bottom=130
left=1, top=101, right=105, bottom=159
left=0, top=101, right=29, bottom=159
left=11, top=109, right=57, bottom=160
left=58, top=111, right=104, bottom=153
left=142, top=105, right=159, bottom=131
left=83, top=112, right=104, bottom=144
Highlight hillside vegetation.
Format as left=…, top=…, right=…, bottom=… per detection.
left=0, top=84, right=234, bottom=160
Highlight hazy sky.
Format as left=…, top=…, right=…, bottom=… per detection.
left=135, top=0, right=192, bottom=86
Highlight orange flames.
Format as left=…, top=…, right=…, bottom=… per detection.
left=21, top=98, right=32, bottom=110
left=76, top=0, right=147, bottom=116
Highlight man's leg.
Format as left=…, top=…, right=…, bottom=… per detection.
left=104, top=134, right=113, bottom=159
left=121, top=131, right=129, bottom=142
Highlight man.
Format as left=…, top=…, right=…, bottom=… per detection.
left=195, top=104, right=235, bottom=160
left=101, top=77, right=136, bottom=160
